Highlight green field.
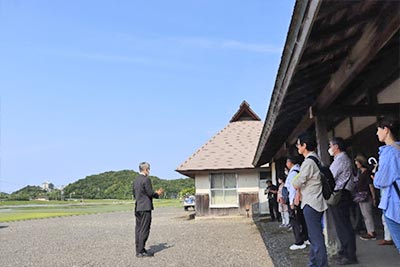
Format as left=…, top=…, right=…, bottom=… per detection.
left=0, top=199, right=181, bottom=222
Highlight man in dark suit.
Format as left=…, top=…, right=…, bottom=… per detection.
left=133, top=162, right=164, bottom=257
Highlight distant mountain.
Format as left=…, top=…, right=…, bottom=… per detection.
left=9, top=185, right=46, bottom=200
left=6, top=170, right=194, bottom=200
left=63, top=170, right=194, bottom=199
left=0, top=192, right=9, bottom=198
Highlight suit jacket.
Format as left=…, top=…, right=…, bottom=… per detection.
left=133, top=174, right=159, bottom=211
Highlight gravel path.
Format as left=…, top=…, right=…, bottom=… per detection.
left=0, top=207, right=273, bottom=267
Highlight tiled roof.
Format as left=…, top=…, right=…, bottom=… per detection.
left=176, top=120, right=264, bottom=177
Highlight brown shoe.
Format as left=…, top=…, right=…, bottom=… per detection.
left=360, top=233, right=376, bottom=240
left=378, top=240, right=394, bottom=245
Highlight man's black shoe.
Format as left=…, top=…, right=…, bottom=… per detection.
left=136, top=251, right=154, bottom=257
left=336, top=257, right=358, bottom=265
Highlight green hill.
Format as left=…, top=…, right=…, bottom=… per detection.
left=9, top=185, right=46, bottom=200
left=63, top=170, right=194, bottom=199
left=6, top=170, right=194, bottom=200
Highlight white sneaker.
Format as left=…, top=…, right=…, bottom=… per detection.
left=289, top=243, right=307, bottom=250
left=304, top=240, right=311, bottom=246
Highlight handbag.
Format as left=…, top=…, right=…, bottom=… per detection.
left=353, top=191, right=369, bottom=203
left=327, top=190, right=342, bottom=206
left=327, top=177, right=351, bottom=206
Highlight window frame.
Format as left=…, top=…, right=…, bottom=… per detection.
left=209, top=172, right=238, bottom=208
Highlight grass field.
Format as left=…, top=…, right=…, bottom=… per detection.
left=0, top=199, right=181, bottom=222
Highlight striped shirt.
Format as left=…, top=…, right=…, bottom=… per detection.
left=329, top=152, right=354, bottom=191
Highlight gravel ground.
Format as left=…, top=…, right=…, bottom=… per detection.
left=255, top=217, right=308, bottom=267
left=0, top=207, right=273, bottom=267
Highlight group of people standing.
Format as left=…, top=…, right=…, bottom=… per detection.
left=267, top=117, right=400, bottom=267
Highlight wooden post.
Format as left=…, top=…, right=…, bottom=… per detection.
left=315, top=114, right=330, bottom=166
left=315, top=114, right=339, bottom=256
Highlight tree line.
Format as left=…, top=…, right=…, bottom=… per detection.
left=2, top=170, right=194, bottom=201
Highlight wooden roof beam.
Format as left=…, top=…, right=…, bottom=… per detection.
left=315, top=2, right=400, bottom=110
left=321, top=104, right=400, bottom=118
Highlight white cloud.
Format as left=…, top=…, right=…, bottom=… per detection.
left=74, top=51, right=193, bottom=70
left=77, top=53, right=133, bottom=62
left=111, top=32, right=282, bottom=54
left=177, top=37, right=282, bottom=54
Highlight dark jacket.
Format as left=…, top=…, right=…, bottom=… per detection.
left=133, top=174, right=159, bottom=211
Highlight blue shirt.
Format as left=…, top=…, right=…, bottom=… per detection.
left=373, top=142, right=400, bottom=223
left=285, top=164, right=300, bottom=205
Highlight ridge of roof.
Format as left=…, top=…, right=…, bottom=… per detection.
left=230, top=100, right=261, bottom=122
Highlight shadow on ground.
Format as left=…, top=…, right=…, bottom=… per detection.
left=149, top=243, right=174, bottom=254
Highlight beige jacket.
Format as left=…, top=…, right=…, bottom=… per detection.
left=291, top=152, right=328, bottom=212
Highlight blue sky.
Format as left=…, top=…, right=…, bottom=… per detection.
left=0, top=0, right=294, bottom=193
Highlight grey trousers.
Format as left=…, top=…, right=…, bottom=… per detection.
left=359, top=196, right=375, bottom=234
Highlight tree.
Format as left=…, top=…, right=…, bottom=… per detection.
left=179, top=187, right=195, bottom=198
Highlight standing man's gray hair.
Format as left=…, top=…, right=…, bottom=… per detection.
left=139, top=162, right=150, bottom=172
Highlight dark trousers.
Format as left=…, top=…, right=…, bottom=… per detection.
left=289, top=204, right=309, bottom=245
left=135, top=210, right=152, bottom=254
left=268, top=198, right=280, bottom=221
left=330, top=190, right=357, bottom=261
left=303, top=205, right=328, bottom=267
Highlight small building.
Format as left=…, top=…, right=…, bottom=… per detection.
left=35, top=195, right=49, bottom=201
left=41, top=181, right=54, bottom=192
left=176, top=101, right=271, bottom=217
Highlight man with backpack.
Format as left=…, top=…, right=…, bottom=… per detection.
left=292, top=132, right=328, bottom=267
left=328, top=137, right=358, bottom=265
left=286, top=156, right=309, bottom=250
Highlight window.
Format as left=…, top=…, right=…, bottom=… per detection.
left=260, top=171, right=271, bottom=180
left=210, top=173, right=238, bottom=207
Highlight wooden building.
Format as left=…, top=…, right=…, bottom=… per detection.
left=253, top=0, right=399, bottom=173
left=176, top=101, right=271, bottom=217
left=252, top=0, right=399, bottom=253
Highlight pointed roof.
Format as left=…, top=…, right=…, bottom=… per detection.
left=230, top=100, right=261, bottom=122
left=176, top=102, right=264, bottom=178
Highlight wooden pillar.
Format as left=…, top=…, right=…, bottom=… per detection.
left=315, top=114, right=339, bottom=256
left=315, top=115, right=330, bottom=166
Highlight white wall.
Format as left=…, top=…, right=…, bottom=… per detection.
left=237, top=170, right=259, bottom=192
left=195, top=173, right=209, bottom=194
left=377, top=79, right=400, bottom=104
left=194, top=169, right=264, bottom=194
left=328, top=79, right=400, bottom=138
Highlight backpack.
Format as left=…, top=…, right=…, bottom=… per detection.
left=308, top=156, right=336, bottom=200
left=282, top=186, right=289, bottom=204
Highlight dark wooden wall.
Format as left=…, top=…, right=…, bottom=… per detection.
left=195, top=194, right=209, bottom=216
left=195, top=192, right=259, bottom=217
left=238, top=193, right=259, bottom=215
